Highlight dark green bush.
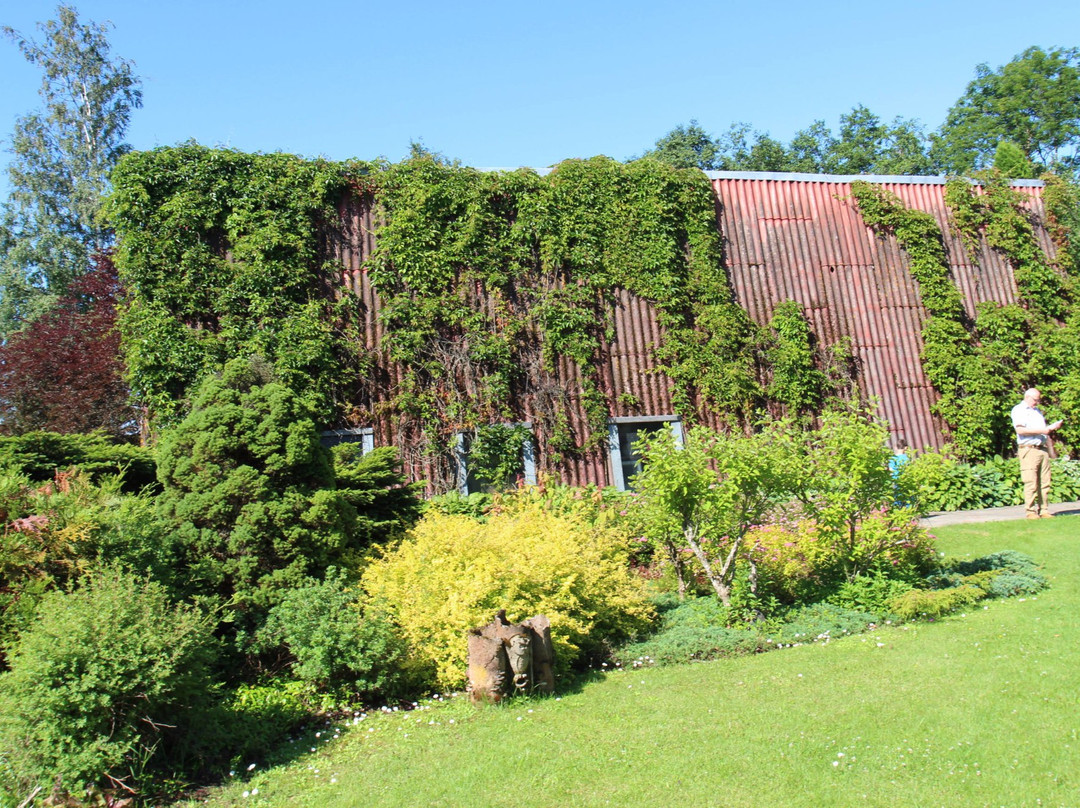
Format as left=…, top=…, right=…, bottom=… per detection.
left=0, top=431, right=156, bottom=492
left=156, top=357, right=420, bottom=647
left=257, top=568, right=410, bottom=696
left=897, top=452, right=1015, bottom=512
left=168, top=681, right=309, bottom=779
left=0, top=568, right=216, bottom=795
left=898, top=453, right=1080, bottom=513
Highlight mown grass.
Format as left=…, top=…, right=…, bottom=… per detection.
left=188, top=515, right=1080, bottom=808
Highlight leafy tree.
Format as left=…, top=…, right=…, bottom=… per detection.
left=934, top=46, right=1080, bottom=176
left=714, top=123, right=790, bottom=171
left=828, top=106, right=934, bottom=175
left=633, top=425, right=791, bottom=606
left=155, top=356, right=420, bottom=646
left=787, top=121, right=835, bottom=172
left=784, top=406, right=929, bottom=579
left=644, top=107, right=933, bottom=177
left=640, top=120, right=722, bottom=170
left=0, top=5, right=141, bottom=335
left=256, top=567, right=408, bottom=694
left=0, top=254, right=131, bottom=436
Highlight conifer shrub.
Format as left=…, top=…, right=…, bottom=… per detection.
left=886, top=583, right=986, bottom=620
left=360, top=502, right=655, bottom=689
left=0, top=568, right=215, bottom=796
left=256, top=568, right=410, bottom=696
left=155, top=357, right=420, bottom=647
left=0, top=431, right=155, bottom=492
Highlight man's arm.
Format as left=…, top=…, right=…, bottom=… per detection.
left=1015, top=421, right=1063, bottom=436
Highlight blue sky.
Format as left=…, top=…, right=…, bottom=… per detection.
left=2, top=0, right=1080, bottom=185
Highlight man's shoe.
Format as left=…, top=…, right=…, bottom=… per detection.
left=1041, top=511, right=1055, bottom=518
left=1026, top=513, right=1040, bottom=519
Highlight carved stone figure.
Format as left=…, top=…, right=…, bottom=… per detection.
left=467, top=610, right=555, bottom=704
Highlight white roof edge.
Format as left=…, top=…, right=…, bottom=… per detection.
left=472, top=166, right=1044, bottom=187
left=703, top=170, right=1045, bottom=187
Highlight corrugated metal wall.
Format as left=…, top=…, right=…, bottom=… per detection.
left=712, top=174, right=1053, bottom=451
left=332, top=174, right=1053, bottom=491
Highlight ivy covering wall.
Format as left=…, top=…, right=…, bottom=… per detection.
left=852, top=171, right=1080, bottom=459
left=107, top=147, right=848, bottom=490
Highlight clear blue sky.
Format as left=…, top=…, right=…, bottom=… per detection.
left=2, top=0, right=1080, bottom=185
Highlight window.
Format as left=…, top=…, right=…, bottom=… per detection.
left=455, top=423, right=537, bottom=495
left=320, top=427, right=374, bottom=454
left=608, top=416, right=683, bottom=491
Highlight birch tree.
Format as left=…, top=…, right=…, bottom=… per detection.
left=0, top=5, right=141, bottom=335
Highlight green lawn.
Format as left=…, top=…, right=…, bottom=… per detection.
left=190, top=516, right=1080, bottom=808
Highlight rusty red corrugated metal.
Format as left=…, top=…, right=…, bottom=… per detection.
left=331, top=173, right=1055, bottom=491
left=711, top=173, right=1054, bottom=450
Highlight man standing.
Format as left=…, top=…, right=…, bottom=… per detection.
left=1011, top=388, right=1063, bottom=519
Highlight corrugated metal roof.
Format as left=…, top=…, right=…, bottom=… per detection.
left=705, top=170, right=1045, bottom=187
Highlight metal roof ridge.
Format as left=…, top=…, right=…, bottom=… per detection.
left=704, top=170, right=1045, bottom=187
left=470, top=166, right=1044, bottom=187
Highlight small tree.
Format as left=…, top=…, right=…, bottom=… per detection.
left=0, top=255, right=131, bottom=436
left=786, top=405, right=925, bottom=579
left=633, top=425, right=790, bottom=606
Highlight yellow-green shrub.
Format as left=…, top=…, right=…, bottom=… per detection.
left=746, top=520, right=837, bottom=603
left=360, top=502, right=655, bottom=689
left=887, top=583, right=985, bottom=620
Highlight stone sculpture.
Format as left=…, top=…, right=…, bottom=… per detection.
left=466, top=610, right=555, bottom=704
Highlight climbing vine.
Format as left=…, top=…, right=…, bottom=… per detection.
left=105, top=143, right=366, bottom=422
left=851, top=181, right=999, bottom=458
left=765, top=300, right=828, bottom=415
left=945, top=172, right=1069, bottom=319
left=364, top=154, right=771, bottom=477
left=853, top=173, right=1079, bottom=459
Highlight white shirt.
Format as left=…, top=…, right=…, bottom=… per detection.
left=1012, top=402, right=1048, bottom=448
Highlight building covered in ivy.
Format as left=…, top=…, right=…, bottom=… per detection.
left=106, top=148, right=1074, bottom=494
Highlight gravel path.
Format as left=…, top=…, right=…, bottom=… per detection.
left=919, top=501, right=1080, bottom=528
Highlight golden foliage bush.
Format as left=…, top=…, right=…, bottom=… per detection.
left=360, top=502, right=655, bottom=689
left=747, top=520, right=836, bottom=603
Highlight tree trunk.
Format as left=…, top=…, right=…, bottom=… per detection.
left=664, top=539, right=690, bottom=600
left=684, top=525, right=738, bottom=607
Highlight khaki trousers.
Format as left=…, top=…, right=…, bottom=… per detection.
left=1018, top=445, right=1052, bottom=515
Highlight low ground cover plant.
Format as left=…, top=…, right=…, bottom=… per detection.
left=613, top=550, right=1047, bottom=667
